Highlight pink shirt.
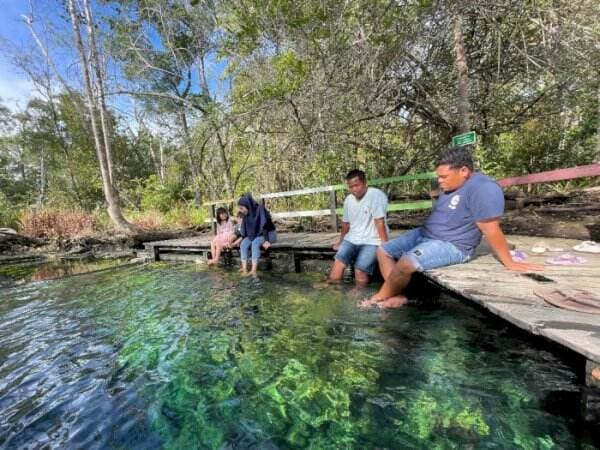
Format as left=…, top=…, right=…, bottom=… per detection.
left=217, top=218, right=234, bottom=236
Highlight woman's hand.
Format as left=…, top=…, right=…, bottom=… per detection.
left=262, top=241, right=272, bottom=250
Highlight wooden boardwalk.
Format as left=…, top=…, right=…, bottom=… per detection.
left=144, top=232, right=600, bottom=413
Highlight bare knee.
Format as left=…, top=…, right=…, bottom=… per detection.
left=392, top=258, right=417, bottom=277
left=377, top=247, right=393, bottom=262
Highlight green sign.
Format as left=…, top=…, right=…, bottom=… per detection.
left=452, top=131, right=476, bottom=147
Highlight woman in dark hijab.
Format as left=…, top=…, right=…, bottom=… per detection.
left=237, top=193, right=277, bottom=276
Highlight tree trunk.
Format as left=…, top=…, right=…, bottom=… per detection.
left=453, top=14, right=472, bottom=134
left=179, top=111, right=203, bottom=206
left=67, top=0, right=134, bottom=234
left=82, top=0, right=115, bottom=186
left=148, top=142, right=163, bottom=184
left=596, top=85, right=600, bottom=163
left=38, top=148, right=45, bottom=207
left=159, top=139, right=165, bottom=182
left=215, top=130, right=235, bottom=198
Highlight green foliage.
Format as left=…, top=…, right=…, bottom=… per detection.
left=479, top=118, right=597, bottom=179
left=262, top=51, right=309, bottom=97
left=0, top=192, right=20, bottom=228
left=1, top=0, right=599, bottom=230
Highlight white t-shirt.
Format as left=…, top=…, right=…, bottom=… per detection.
left=342, top=187, right=389, bottom=246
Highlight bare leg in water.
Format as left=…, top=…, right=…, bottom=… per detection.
left=207, top=240, right=217, bottom=265
left=324, top=260, right=369, bottom=287
left=361, top=250, right=416, bottom=308
left=327, top=260, right=346, bottom=284
left=248, top=261, right=259, bottom=277
left=211, top=245, right=223, bottom=266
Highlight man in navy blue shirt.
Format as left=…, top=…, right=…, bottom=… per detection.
left=363, top=147, right=543, bottom=309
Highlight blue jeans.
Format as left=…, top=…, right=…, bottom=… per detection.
left=334, top=240, right=379, bottom=275
left=381, top=228, right=471, bottom=272
left=240, top=232, right=278, bottom=263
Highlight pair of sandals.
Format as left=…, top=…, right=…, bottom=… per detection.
left=509, top=249, right=587, bottom=265
left=532, top=240, right=600, bottom=254
left=527, top=240, right=600, bottom=266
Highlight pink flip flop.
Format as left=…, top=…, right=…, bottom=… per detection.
left=545, top=253, right=587, bottom=266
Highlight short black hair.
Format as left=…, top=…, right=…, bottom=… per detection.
left=437, top=146, right=474, bottom=171
left=346, top=169, right=366, bottom=182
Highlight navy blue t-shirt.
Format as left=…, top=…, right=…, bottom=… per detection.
left=421, top=172, right=504, bottom=253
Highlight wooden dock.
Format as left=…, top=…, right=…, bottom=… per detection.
left=144, top=232, right=600, bottom=419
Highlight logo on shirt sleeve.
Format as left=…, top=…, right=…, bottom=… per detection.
left=448, top=194, right=461, bottom=210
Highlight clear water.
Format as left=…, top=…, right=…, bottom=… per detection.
left=0, top=257, right=131, bottom=288
left=0, top=263, right=598, bottom=449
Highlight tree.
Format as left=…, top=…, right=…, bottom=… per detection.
left=66, top=0, right=135, bottom=233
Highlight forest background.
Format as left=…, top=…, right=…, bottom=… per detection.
left=0, top=0, right=598, bottom=237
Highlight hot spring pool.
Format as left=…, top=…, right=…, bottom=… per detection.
left=0, top=263, right=598, bottom=449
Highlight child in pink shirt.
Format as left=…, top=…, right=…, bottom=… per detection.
left=207, top=207, right=235, bottom=266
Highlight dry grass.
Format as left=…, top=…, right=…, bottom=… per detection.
left=130, top=211, right=164, bottom=231
left=19, top=209, right=97, bottom=238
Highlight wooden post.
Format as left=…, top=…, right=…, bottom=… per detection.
left=329, top=190, right=338, bottom=231
left=211, top=205, right=217, bottom=235
left=516, top=190, right=526, bottom=210
left=153, top=246, right=161, bottom=261
left=583, top=360, right=600, bottom=422
left=293, top=252, right=301, bottom=273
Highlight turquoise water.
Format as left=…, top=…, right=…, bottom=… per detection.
left=0, top=263, right=598, bottom=449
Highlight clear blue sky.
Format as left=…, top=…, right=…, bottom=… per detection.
left=0, top=0, right=38, bottom=108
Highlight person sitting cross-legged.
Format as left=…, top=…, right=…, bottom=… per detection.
left=328, top=169, right=389, bottom=286
left=362, top=146, right=543, bottom=309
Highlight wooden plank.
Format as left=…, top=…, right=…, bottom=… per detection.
left=203, top=171, right=435, bottom=205
left=369, top=172, right=436, bottom=185
left=260, top=184, right=338, bottom=199
left=272, top=209, right=333, bottom=219
left=498, top=163, right=600, bottom=188
left=387, top=200, right=433, bottom=212
left=272, top=201, right=431, bottom=219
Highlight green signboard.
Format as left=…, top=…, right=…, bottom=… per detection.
left=452, top=131, right=476, bottom=147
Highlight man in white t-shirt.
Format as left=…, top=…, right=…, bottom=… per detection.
left=328, top=169, right=389, bottom=285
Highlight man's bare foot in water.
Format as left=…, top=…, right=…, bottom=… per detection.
left=359, top=296, right=384, bottom=308
left=207, top=259, right=216, bottom=266
left=360, top=294, right=408, bottom=309
left=376, top=295, right=408, bottom=309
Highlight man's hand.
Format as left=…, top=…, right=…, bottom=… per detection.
left=374, top=217, right=388, bottom=243
left=477, top=218, right=544, bottom=272
left=332, top=240, right=341, bottom=251
left=262, top=241, right=272, bottom=250
left=504, top=260, right=545, bottom=272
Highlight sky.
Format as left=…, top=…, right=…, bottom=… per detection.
left=0, top=0, right=39, bottom=109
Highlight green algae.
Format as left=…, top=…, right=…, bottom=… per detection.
left=0, top=263, right=597, bottom=449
